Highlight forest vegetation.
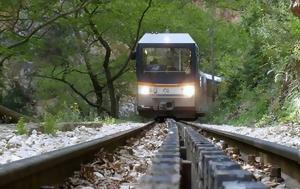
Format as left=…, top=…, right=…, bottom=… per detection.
left=0, top=0, right=299, bottom=126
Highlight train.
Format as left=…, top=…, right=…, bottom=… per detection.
left=133, top=33, right=221, bottom=119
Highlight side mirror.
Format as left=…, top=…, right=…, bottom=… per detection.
left=130, top=51, right=136, bottom=60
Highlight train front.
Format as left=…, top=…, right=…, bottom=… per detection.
left=135, top=33, right=198, bottom=119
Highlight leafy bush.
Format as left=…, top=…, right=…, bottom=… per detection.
left=16, top=117, right=28, bottom=135
left=42, top=114, right=57, bottom=135
left=102, top=116, right=118, bottom=125
left=120, top=114, right=148, bottom=123
left=55, top=102, right=82, bottom=122
left=207, top=1, right=300, bottom=126
left=278, top=96, right=300, bottom=124
left=255, top=115, right=275, bottom=128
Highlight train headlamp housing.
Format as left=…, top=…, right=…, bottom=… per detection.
left=138, top=85, right=150, bottom=95
left=182, top=85, right=195, bottom=98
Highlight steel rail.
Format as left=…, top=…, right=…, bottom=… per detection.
left=182, top=121, right=300, bottom=187
left=0, top=121, right=154, bottom=189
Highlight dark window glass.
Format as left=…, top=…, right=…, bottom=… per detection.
left=143, top=48, right=191, bottom=74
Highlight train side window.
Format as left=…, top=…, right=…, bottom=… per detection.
left=202, top=76, right=207, bottom=93
left=199, top=77, right=202, bottom=87
left=200, top=76, right=205, bottom=88
left=207, top=80, right=213, bottom=97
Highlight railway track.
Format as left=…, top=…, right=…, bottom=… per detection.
left=0, top=121, right=155, bottom=189
left=0, top=119, right=299, bottom=189
left=183, top=121, right=300, bottom=189
left=141, top=120, right=300, bottom=189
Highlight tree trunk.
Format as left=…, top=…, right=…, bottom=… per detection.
left=94, top=87, right=104, bottom=116
left=116, top=94, right=120, bottom=117
left=85, top=59, right=104, bottom=116
left=0, top=105, right=30, bottom=123
left=83, top=54, right=105, bottom=117
left=85, top=0, right=153, bottom=118
left=101, top=42, right=118, bottom=118
left=88, top=20, right=118, bottom=118
left=105, top=71, right=118, bottom=118
left=73, top=28, right=105, bottom=117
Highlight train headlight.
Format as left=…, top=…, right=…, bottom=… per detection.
left=138, top=85, right=150, bottom=95
left=182, top=85, right=195, bottom=97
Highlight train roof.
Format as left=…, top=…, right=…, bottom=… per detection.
left=200, top=71, right=222, bottom=82
left=138, top=33, right=196, bottom=44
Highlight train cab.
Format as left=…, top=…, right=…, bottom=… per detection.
left=135, top=33, right=200, bottom=119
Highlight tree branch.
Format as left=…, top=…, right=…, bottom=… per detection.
left=34, top=74, right=98, bottom=108
left=111, top=0, right=152, bottom=82
left=84, top=90, right=95, bottom=97
left=0, top=28, right=6, bottom=34
left=71, top=69, right=90, bottom=75
left=17, top=20, right=35, bottom=35
left=86, top=10, right=111, bottom=68
left=11, top=4, right=22, bottom=31
left=0, top=55, right=12, bottom=70
left=7, top=0, right=92, bottom=50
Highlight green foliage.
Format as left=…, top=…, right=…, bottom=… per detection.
left=2, top=84, right=30, bottom=114
left=102, top=116, right=118, bottom=125
left=279, top=96, right=300, bottom=124
left=16, top=117, right=28, bottom=135
left=100, top=114, right=148, bottom=125
left=208, top=1, right=300, bottom=126
left=119, top=114, right=149, bottom=123
left=255, top=115, right=275, bottom=128
left=1, top=0, right=299, bottom=125
left=42, top=114, right=58, bottom=135
left=31, top=0, right=228, bottom=118
left=55, top=102, right=82, bottom=122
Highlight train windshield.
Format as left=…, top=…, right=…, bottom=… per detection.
left=143, top=48, right=191, bottom=74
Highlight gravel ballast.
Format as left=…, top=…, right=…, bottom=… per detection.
left=196, top=123, right=300, bottom=150
left=0, top=122, right=143, bottom=165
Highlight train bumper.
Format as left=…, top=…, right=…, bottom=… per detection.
left=137, top=106, right=196, bottom=119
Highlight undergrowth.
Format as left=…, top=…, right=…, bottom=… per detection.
left=16, top=117, right=28, bottom=135
left=100, top=114, right=147, bottom=125
left=55, top=102, right=82, bottom=122
left=42, top=114, right=57, bottom=135
left=208, top=91, right=300, bottom=127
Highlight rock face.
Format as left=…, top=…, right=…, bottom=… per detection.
left=193, top=0, right=241, bottom=23
left=215, top=8, right=241, bottom=23
left=119, top=97, right=137, bottom=118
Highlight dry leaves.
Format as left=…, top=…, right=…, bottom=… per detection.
left=213, top=139, right=288, bottom=189
left=63, top=123, right=168, bottom=189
